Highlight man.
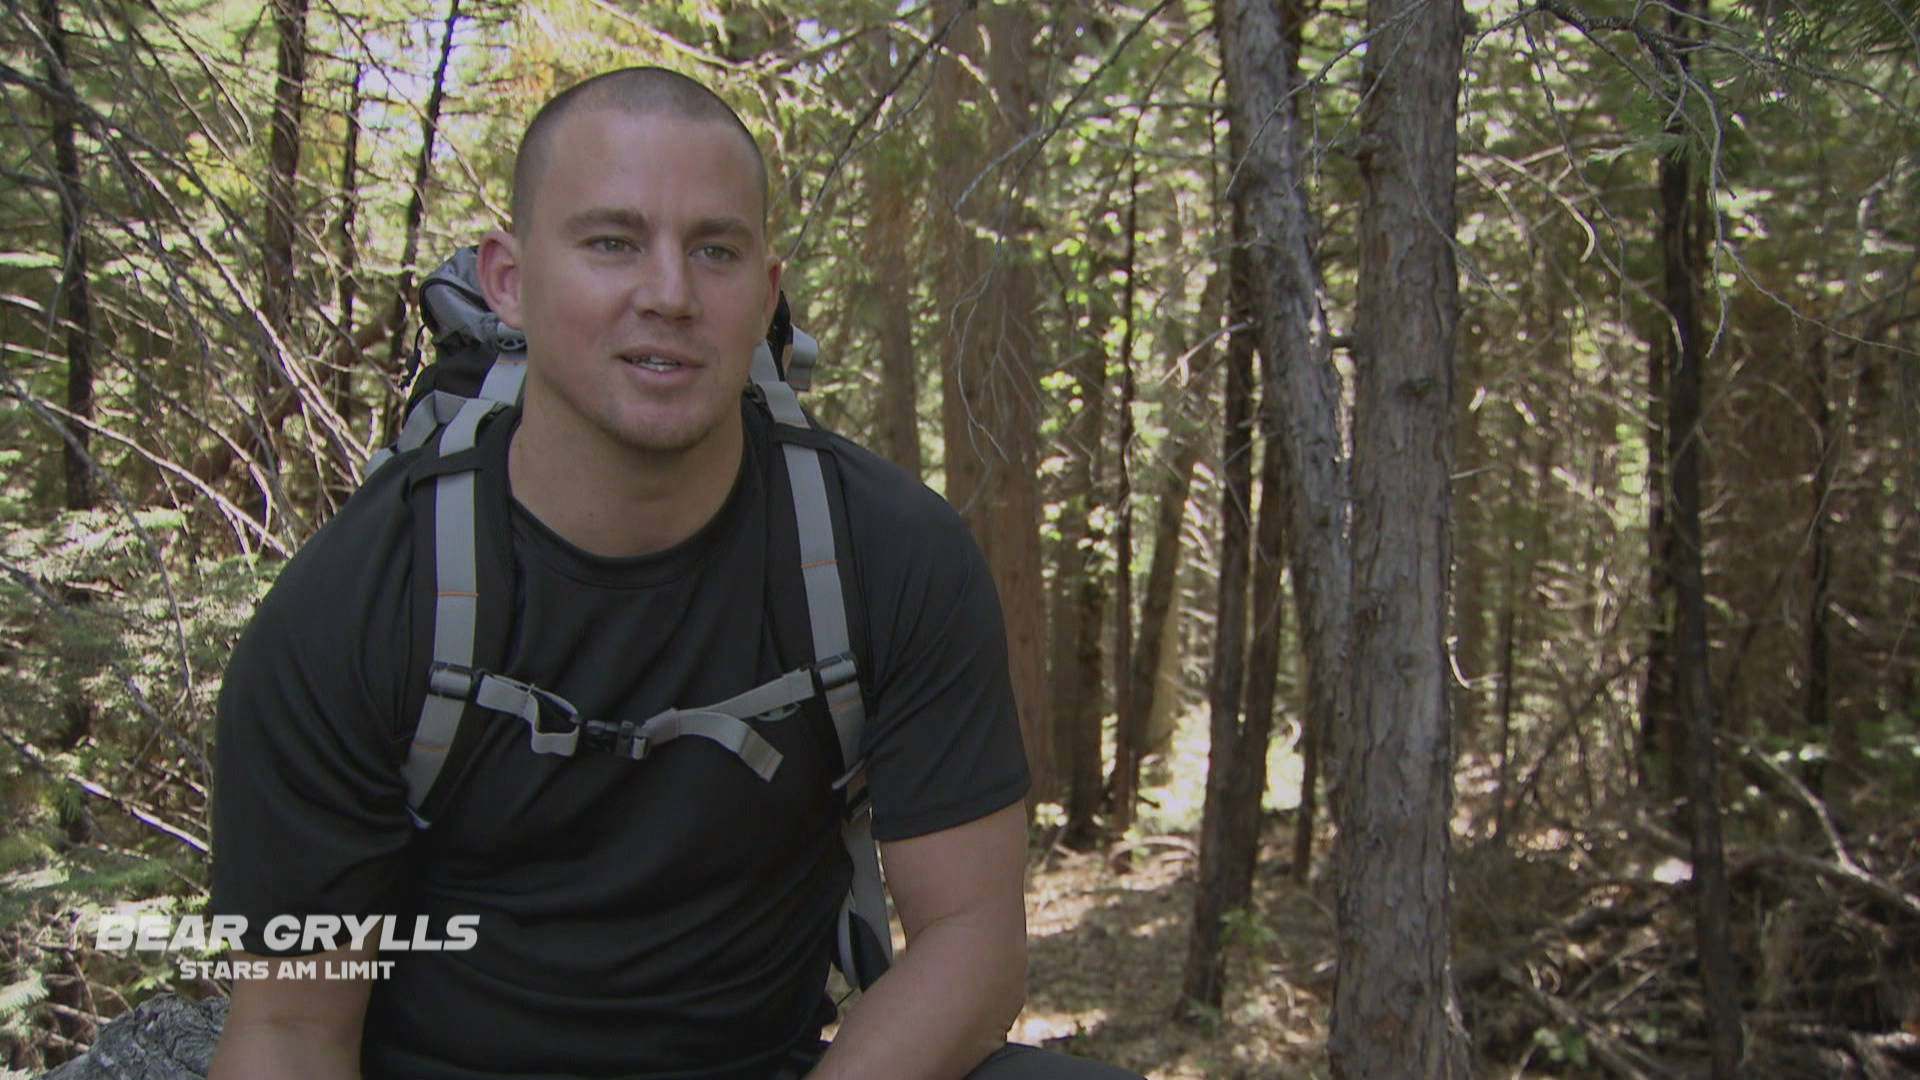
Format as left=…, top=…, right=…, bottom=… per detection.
left=209, top=68, right=1140, bottom=1080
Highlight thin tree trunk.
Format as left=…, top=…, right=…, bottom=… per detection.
left=1330, top=0, right=1466, bottom=1067
left=1493, top=518, right=1521, bottom=838
left=332, top=65, right=363, bottom=434
left=1806, top=336, right=1837, bottom=790
left=1641, top=332, right=1677, bottom=795
left=1658, top=3, right=1742, bottom=1071
left=1110, top=168, right=1143, bottom=839
left=381, top=0, right=462, bottom=436
left=1218, top=0, right=1351, bottom=883
left=1182, top=402, right=1288, bottom=1014
left=1060, top=240, right=1114, bottom=849
left=1127, top=440, right=1200, bottom=773
left=1061, top=493, right=1109, bottom=847
left=1177, top=244, right=1256, bottom=1018
left=40, top=0, right=95, bottom=511
left=264, top=0, right=307, bottom=346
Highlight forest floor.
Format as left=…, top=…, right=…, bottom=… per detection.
left=1013, top=721, right=1920, bottom=1080
left=1019, top=827, right=1330, bottom=1080
left=1018, top=804, right=1920, bottom=1080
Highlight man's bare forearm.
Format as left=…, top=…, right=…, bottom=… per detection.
left=807, top=916, right=1025, bottom=1080
left=209, top=1019, right=362, bottom=1080
left=208, top=949, right=372, bottom=1080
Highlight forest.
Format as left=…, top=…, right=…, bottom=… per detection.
left=0, top=0, right=1915, bottom=1076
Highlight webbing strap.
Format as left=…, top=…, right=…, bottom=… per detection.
left=477, top=351, right=526, bottom=404
left=753, top=373, right=892, bottom=989
left=782, top=442, right=863, bottom=770
left=638, top=712, right=783, bottom=780
left=460, top=667, right=796, bottom=780
left=785, top=327, right=818, bottom=392
left=753, top=348, right=810, bottom=428
left=401, top=397, right=500, bottom=826
left=370, top=353, right=526, bottom=478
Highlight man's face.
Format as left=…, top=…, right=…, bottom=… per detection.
left=484, top=107, right=780, bottom=461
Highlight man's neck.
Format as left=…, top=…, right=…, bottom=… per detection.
left=506, top=403, right=745, bottom=559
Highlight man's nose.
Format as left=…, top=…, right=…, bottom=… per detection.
left=632, top=248, right=697, bottom=320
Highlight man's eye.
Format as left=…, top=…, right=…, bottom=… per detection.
left=697, top=245, right=739, bottom=262
left=589, top=237, right=633, bottom=254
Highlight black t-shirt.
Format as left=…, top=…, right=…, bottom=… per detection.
left=211, top=401, right=1029, bottom=1080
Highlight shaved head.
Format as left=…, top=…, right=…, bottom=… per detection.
left=510, top=66, right=769, bottom=235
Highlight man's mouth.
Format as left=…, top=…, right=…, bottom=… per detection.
left=624, top=355, right=684, bottom=373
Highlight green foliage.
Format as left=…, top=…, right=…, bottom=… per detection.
left=1532, top=1024, right=1591, bottom=1069
left=0, top=974, right=48, bottom=1020
left=1220, top=906, right=1279, bottom=954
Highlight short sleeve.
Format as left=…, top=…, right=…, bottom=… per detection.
left=210, top=493, right=418, bottom=955
left=838, top=446, right=1031, bottom=842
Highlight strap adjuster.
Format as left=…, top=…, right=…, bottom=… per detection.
left=579, top=718, right=650, bottom=761
left=428, top=662, right=480, bottom=700
left=815, top=653, right=858, bottom=693
left=525, top=688, right=581, bottom=756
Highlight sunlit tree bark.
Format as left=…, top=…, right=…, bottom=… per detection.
left=1329, top=0, right=1466, bottom=1066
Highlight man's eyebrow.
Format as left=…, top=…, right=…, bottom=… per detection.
left=690, top=216, right=757, bottom=243
left=562, top=207, right=647, bottom=234
left=559, top=209, right=756, bottom=245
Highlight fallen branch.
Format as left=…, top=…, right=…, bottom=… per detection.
left=1735, top=845, right=1920, bottom=924
left=1500, top=964, right=1678, bottom=1080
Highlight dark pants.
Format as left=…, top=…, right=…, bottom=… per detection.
left=772, top=1041, right=1145, bottom=1079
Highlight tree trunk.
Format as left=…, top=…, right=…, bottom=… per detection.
left=1177, top=236, right=1257, bottom=1017
left=1127, top=439, right=1200, bottom=772
left=40, top=0, right=96, bottom=512
left=1110, top=169, right=1143, bottom=839
left=1657, top=3, right=1742, bottom=1072
left=381, top=0, right=462, bottom=438
left=264, top=0, right=307, bottom=347
left=1806, top=335, right=1837, bottom=790
left=249, top=0, right=308, bottom=526
left=1641, top=330, right=1678, bottom=796
left=1183, top=393, right=1289, bottom=1014
left=1217, top=0, right=1351, bottom=886
left=1329, top=0, right=1466, bottom=1067
left=867, top=113, right=921, bottom=479
left=1059, top=226, right=1115, bottom=850
left=331, top=64, right=363, bottom=439
left=932, top=0, right=1053, bottom=799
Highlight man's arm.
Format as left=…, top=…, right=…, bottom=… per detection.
left=808, top=800, right=1028, bottom=1080
left=208, top=947, right=376, bottom=1080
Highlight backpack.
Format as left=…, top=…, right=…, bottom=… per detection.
left=365, top=246, right=892, bottom=991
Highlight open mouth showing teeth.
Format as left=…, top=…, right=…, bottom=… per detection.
left=626, top=356, right=681, bottom=372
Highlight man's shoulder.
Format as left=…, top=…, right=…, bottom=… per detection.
left=274, top=456, right=419, bottom=595
left=740, top=401, right=974, bottom=564
left=820, top=431, right=970, bottom=546
left=239, top=454, right=421, bottom=683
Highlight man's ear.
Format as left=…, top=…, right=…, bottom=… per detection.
left=477, top=229, right=524, bottom=330
left=762, top=254, right=784, bottom=329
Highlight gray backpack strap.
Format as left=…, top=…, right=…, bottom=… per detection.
left=782, top=327, right=819, bottom=392
left=400, top=396, right=507, bottom=827
left=370, top=349, right=527, bottom=477
left=752, top=343, right=894, bottom=990
left=451, top=667, right=806, bottom=780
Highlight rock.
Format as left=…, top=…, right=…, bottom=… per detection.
left=37, top=995, right=227, bottom=1080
